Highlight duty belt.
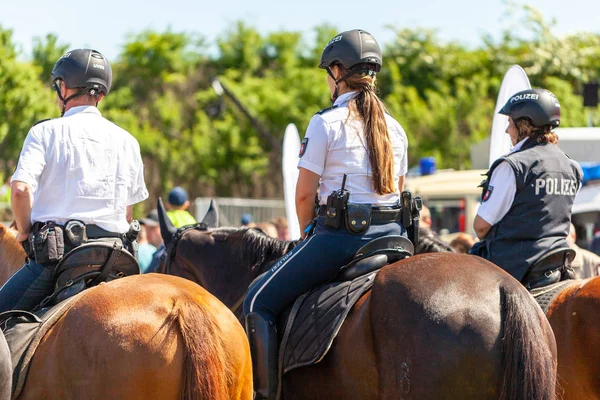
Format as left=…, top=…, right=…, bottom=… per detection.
left=317, top=205, right=401, bottom=224
left=85, top=224, right=123, bottom=239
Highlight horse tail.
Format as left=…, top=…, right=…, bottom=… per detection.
left=499, top=285, right=557, bottom=400
left=173, top=298, right=231, bottom=400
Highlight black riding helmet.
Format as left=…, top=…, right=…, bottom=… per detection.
left=51, top=49, right=112, bottom=115
left=319, top=29, right=382, bottom=101
left=499, top=89, right=561, bottom=128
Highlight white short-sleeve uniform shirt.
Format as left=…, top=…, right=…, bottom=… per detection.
left=12, top=106, right=149, bottom=233
left=298, top=91, right=408, bottom=205
left=476, top=138, right=527, bottom=225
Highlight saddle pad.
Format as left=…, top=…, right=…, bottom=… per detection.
left=279, top=272, right=376, bottom=375
left=530, top=279, right=581, bottom=314
left=0, top=294, right=82, bottom=399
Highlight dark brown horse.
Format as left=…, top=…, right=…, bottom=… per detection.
left=410, top=234, right=600, bottom=400
left=0, top=224, right=253, bottom=400
left=157, top=217, right=558, bottom=399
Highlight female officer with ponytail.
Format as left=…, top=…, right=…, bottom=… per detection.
left=243, top=29, right=409, bottom=399
left=472, top=89, right=582, bottom=287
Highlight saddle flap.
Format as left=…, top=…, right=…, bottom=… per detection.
left=279, top=272, right=376, bottom=376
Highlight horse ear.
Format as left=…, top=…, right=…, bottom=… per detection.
left=157, top=198, right=177, bottom=244
left=201, top=199, right=219, bottom=228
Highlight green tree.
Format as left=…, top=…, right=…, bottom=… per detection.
left=0, top=27, right=56, bottom=176
left=31, top=33, right=69, bottom=82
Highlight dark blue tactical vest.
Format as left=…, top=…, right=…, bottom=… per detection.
left=481, top=138, right=582, bottom=281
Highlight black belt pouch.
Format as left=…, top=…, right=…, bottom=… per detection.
left=345, top=203, right=372, bottom=234
left=29, top=222, right=65, bottom=265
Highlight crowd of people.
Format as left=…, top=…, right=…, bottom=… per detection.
left=135, top=186, right=292, bottom=273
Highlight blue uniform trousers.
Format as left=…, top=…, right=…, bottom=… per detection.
left=243, top=216, right=405, bottom=321
left=0, top=260, right=54, bottom=313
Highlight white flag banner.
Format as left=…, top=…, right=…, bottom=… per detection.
left=489, top=65, right=531, bottom=167
left=282, top=123, right=302, bottom=240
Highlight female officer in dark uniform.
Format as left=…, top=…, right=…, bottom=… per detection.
left=242, top=29, right=409, bottom=399
left=472, top=89, right=582, bottom=286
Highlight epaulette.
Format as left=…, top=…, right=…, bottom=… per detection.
left=32, top=118, right=51, bottom=127
left=315, top=105, right=339, bottom=115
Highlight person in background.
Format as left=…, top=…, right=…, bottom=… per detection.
left=590, top=229, right=600, bottom=256
left=166, top=186, right=196, bottom=228
left=256, top=222, right=278, bottom=238
left=270, top=216, right=290, bottom=241
left=450, top=233, right=477, bottom=254
left=420, top=205, right=432, bottom=230
left=138, top=209, right=164, bottom=273
left=241, top=213, right=255, bottom=228
left=567, top=223, right=600, bottom=278
left=141, top=209, right=165, bottom=273
left=136, top=225, right=155, bottom=272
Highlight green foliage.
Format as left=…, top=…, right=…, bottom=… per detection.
left=0, top=26, right=57, bottom=176
left=1, top=6, right=600, bottom=200
left=31, top=33, right=69, bottom=82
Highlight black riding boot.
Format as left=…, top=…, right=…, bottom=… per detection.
left=245, top=312, right=278, bottom=400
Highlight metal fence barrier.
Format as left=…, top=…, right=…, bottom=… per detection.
left=194, top=197, right=286, bottom=227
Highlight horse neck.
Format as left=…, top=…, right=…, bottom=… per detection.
left=204, top=229, right=296, bottom=310
left=0, top=226, right=26, bottom=286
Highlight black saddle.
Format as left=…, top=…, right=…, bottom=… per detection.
left=40, top=239, right=140, bottom=308
left=338, top=235, right=414, bottom=281
left=522, top=247, right=576, bottom=291
left=275, top=235, right=413, bottom=386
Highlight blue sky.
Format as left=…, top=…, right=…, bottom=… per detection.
left=1, top=0, right=598, bottom=61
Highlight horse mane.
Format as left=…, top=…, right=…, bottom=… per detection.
left=210, top=227, right=297, bottom=273
left=0, top=224, right=26, bottom=285
left=415, top=227, right=455, bottom=254
left=237, top=227, right=297, bottom=272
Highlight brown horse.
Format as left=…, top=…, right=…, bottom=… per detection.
left=413, top=236, right=600, bottom=400
left=0, top=224, right=253, bottom=400
left=157, top=221, right=558, bottom=400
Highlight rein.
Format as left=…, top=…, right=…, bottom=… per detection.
left=163, top=224, right=296, bottom=315
left=162, top=223, right=250, bottom=315
left=162, top=223, right=208, bottom=275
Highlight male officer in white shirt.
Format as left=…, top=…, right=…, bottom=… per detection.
left=0, top=49, right=148, bottom=312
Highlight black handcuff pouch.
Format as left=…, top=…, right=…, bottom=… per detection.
left=345, top=203, right=372, bottom=234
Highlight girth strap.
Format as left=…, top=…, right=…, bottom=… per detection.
left=92, top=241, right=123, bottom=285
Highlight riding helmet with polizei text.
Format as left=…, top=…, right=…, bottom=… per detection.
left=499, top=88, right=561, bottom=128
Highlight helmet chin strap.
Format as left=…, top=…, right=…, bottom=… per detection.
left=54, top=85, right=88, bottom=116
left=326, top=66, right=356, bottom=104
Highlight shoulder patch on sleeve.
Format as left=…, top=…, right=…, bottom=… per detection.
left=482, top=185, right=494, bottom=202
left=315, top=105, right=339, bottom=115
left=299, top=138, right=308, bottom=157
left=32, top=118, right=51, bottom=127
